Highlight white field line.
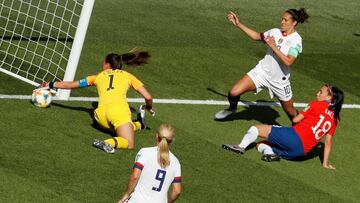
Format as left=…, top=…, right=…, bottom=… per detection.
left=1, top=94, right=360, bottom=109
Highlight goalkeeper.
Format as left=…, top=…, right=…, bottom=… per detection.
left=41, top=51, right=154, bottom=154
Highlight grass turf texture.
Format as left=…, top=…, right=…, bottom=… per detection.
left=1, top=0, right=360, bottom=202
left=1, top=100, right=360, bottom=202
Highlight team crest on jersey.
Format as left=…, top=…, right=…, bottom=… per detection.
left=278, top=38, right=283, bottom=44
left=135, top=153, right=141, bottom=161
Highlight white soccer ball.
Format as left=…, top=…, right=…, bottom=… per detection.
left=31, top=89, right=52, bottom=108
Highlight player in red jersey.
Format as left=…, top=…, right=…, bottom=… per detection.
left=223, top=84, right=344, bottom=169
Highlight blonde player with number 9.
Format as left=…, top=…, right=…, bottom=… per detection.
left=119, top=124, right=182, bottom=203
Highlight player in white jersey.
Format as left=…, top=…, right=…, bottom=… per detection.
left=119, top=124, right=181, bottom=203
left=215, top=8, right=309, bottom=123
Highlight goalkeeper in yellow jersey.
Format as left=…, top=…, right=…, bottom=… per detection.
left=40, top=51, right=154, bottom=154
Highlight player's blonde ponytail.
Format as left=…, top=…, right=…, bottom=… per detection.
left=157, top=124, right=175, bottom=168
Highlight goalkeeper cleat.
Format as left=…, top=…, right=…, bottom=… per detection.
left=137, top=105, right=147, bottom=130
left=222, top=144, right=245, bottom=154
left=261, top=154, right=280, bottom=162
left=92, top=139, right=115, bottom=154
left=215, top=109, right=236, bottom=120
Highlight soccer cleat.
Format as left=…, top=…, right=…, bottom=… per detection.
left=261, top=154, right=280, bottom=162
left=215, top=109, right=236, bottom=120
left=222, top=144, right=245, bottom=154
left=137, top=105, right=147, bottom=129
left=92, top=139, right=115, bottom=154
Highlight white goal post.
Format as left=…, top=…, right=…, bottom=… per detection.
left=0, top=0, right=95, bottom=100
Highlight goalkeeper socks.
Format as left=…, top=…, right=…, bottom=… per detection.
left=228, top=92, right=240, bottom=111
left=131, top=121, right=142, bottom=131
left=105, top=137, right=129, bottom=149
left=239, top=126, right=258, bottom=149
left=257, top=143, right=275, bottom=155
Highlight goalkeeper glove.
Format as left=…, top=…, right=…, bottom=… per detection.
left=142, top=105, right=156, bottom=116
left=36, top=82, right=57, bottom=94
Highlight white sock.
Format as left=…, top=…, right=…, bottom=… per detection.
left=257, top=143, right=275, bottom=155
left=239, top=126, right=258, bottom=149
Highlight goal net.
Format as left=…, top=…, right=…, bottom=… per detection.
left=0, top=0, right=94, bottom=99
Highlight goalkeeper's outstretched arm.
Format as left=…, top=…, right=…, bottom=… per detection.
left=53, top=81, right=80, bottom=89
left=38, top=81, right=81, bottom=91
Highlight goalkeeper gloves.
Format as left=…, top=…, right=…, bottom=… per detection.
left=142, top=105, right=156, bottom=116
left=36, top=82, right=57, bottom=94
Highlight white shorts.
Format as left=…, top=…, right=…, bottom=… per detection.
left=247, top=65, right=292, bottom=101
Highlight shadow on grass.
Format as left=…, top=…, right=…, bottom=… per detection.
left=206, top=87, right=227, bottom=98
left=289, top=142, right=324, bottom=163
left=215, top=104, right=281, bottom=125
left=207, top=88, right=281, bottom=125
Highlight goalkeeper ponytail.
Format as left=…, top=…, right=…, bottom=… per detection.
left=105, top=50, right=151, bottom=70
left=156, top=124, right=175, bottom=168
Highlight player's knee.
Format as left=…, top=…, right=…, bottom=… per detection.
left=229, top=88, right=239, bottom=97
left=127, top=144, right=134, bottom=150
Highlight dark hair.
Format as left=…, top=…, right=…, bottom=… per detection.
left=286, top=8, right=309, bottom=24
left=326, top=84, right=344, bottom=121
left=105, top=51, right=151, bottom=70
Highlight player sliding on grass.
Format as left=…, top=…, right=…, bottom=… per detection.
left=216, top=8, right=309, bottom=122
left=223, top=84, right=344, bottom=169
left=40, top=51, right=155, bottom=154
left=119, top=124, right=181, bottom=203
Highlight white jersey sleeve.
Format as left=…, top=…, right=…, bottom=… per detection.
left=133, top=148, right=146, bottom=170
left=171, top=155, right=181, bottom=183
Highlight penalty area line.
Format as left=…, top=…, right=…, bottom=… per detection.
left=0, top=94, right=360, bottom=109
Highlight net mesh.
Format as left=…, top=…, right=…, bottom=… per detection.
left=0, top=0, right=84, bottom=84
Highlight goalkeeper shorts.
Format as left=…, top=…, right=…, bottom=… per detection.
left=94, top=105, right=132, bottom=130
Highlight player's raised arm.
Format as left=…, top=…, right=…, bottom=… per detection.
left=228, top=11, right=261, bottom=41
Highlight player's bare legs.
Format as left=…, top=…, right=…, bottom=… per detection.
left=254, top=125, right=272, bottom=138
left=229, top=75, right=257, bottom=97
left=223, top=124, right=279, bottom=161
left=116, top=123, right=135, bottom=149
left=215, top=75, right=256, bottom=119
left=279, top=99, right=298, bottom=122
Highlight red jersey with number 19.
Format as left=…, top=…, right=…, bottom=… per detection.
left=293, top=100, right=338, bottom=154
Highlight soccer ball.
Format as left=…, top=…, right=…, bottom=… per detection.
left=31, top=89, right=52, bottom=108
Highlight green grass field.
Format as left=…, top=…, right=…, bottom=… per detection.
left=1, top=0, right=360, bottom=202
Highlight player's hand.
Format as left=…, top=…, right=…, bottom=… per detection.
left=142, top=105, right=156, bottom=116
left=228, top=11, right=240, bottom=26
left=323, top=164, right=336, bottom=170
left=146, top=106, right=156, bottom=116
left=148, top=107, right=156, bottom=116
left=35, top=82, right=57, bottom=94
left=264, top=36, right=276, bottom=49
